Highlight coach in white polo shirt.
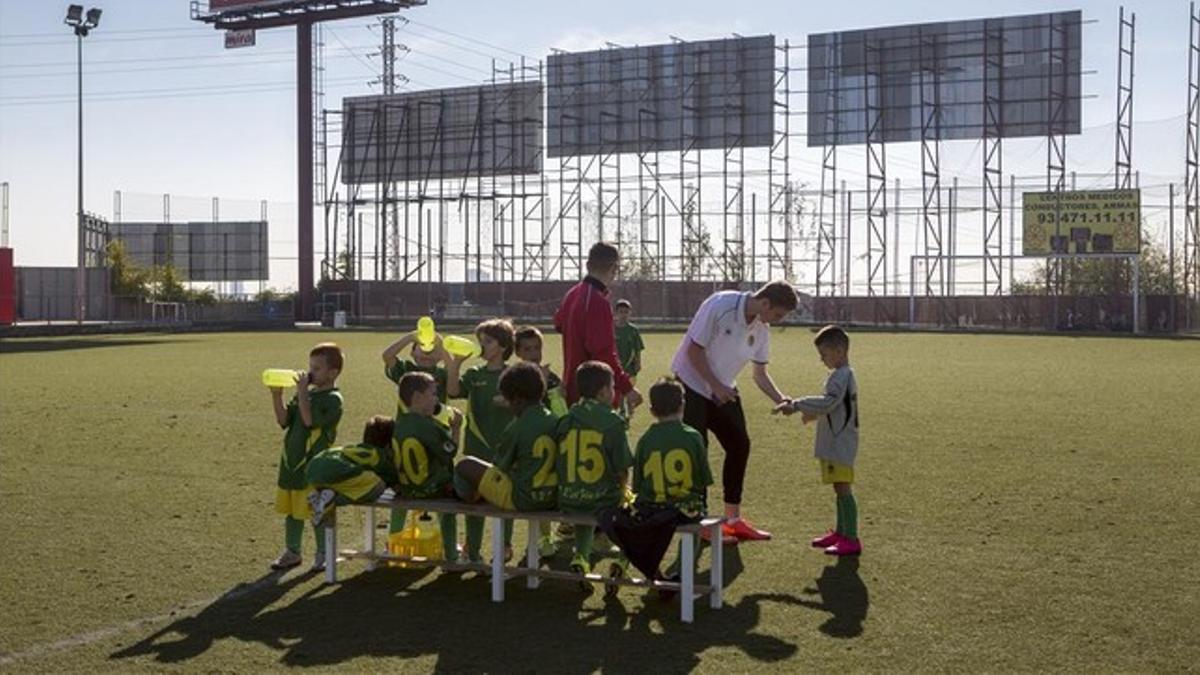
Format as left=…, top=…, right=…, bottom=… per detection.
left=671, top=280, right=798, bottom=543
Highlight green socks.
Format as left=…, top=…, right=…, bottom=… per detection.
left=440, top=513, right=458, bottom=560
left=836, top=494, right=858, bottom=540
left=285, top=516, right=304, bottom=553
left=464, top=516, right=512, bottom=560
left=465, top=515, right=484, bottom=560
left=389, top=508, right=407, bottom=534
left=574, top=526, right=594, bottom=560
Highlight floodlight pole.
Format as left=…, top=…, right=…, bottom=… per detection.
left=75, top=28, right=85, bottom=324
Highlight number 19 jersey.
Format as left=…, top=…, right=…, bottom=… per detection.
left=633, top=419, right=712, bottom=514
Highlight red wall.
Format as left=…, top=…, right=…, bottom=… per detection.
left=0, top=248, right=14, bottom=325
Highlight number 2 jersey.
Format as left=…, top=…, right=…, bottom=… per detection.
left=555, top=398, right=632, bottom=513
left=632, top=419, right=712, bottom=515
left=493, top=404, right=560, bottom=510
left=391, top=411, right=458, bottom=498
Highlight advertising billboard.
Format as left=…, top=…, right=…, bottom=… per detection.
left=808, top=11, right=1082, bottom=146
left=1022, top=189, right=1141, bottom=255
left=547, top=36, right=775, bottom=157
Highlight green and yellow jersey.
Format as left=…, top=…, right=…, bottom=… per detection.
left=543, top=368, right=569, bottom=417
left=494, top=404, right=560, bottom=510
left=615, top=323, right=645, bottom=376
left=305, top=443, right=396, bottom=502
left=277, top=388, right=343, bottom=490
left=451, top=363, right=513, bottom=461
left=633, top=420, right=712, bottom=515
left=555, top=398, right=633, bottom=513
left=392, top=411, right=458, bottom=499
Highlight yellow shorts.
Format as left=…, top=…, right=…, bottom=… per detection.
left=478, top=466, right=516, bottom=511
left=330, top=472, right=385, bottom=502
left=275, top=488, right=312, bottom=519
left=818, top=460, right=854, bottom=485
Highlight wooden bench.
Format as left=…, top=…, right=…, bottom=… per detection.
left=322, top=491, right=726, bottom=623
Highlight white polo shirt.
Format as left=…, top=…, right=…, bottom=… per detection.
left=671, top=291, right=770, bottom=400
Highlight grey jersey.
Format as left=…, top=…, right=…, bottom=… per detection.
left=791, top=365, right=858, bottom=466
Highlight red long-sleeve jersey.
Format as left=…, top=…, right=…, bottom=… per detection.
left=554, top=276, right=633, bottom=404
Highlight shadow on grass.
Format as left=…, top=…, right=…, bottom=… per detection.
left=0, top=338, right=186, bottom=354
left=110, top=547, right=803, bottom=672
left=795, top=557, right=869, bottom=638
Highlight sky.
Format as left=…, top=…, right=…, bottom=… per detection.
left=0, top=0, right=1192, bottom=291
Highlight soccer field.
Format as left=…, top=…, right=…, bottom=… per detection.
left=0, top=329, right=1197, bottom=672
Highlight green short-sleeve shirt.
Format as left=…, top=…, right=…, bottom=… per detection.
left=615, top=323, right=645, bottom=376
left=555, top=398, right=633, bottom=513
left=277, top=388, right=343, bottom=490
left=452, top=364, right=513, bottom=460
left=494, top=405, right=560, bottom=510
left=633, top=420, right=712, bottom=514
left=391, top=412, right=458, bottom=499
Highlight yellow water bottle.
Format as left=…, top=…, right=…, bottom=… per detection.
left=416, top=316, right=436, bottom=351
left=443, top=335, right=480, bottom=359
left=261, top=368, right=300, bottom=388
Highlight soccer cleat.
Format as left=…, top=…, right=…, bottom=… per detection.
left=537, top=535, right=557, bottom=559
left=724, top=518, right=773, bottom=541
left=824, top=537, right=862, bottom=556
left=700, top=527, right=739, bottom=546
left=269, top=549, right=301, bottom=571
left=556, top=522, right=575, bottom=538
left=570, top=554, right=592, bottom=592
left=605, top=558, right=630, bottom=598
left=310, top=550, right=327, bottom=572
left=811, top=530, right=842, bottom=548
left=307, top=489, right=336, bottom=527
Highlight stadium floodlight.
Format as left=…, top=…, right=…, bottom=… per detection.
left=64, top=4, right=101, bottom=322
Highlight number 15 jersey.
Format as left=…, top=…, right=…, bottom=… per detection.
left=555, top=398, right=632, bottom=513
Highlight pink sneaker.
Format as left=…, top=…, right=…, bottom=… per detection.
left=810, top=530, right=841, bottom=548
left=824, top=537, right=862, bottom=556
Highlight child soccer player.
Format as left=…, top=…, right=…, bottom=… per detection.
left=381, top=329, right=449, bottom=413
left=773, top=325, right=861, bottom=556
left=382, top=329, right=453, bottom=535
left=446, top=318, right=516, bottom=563
left=633, top=378, right=719, bottom=584
left=391, top=372, right=463, bottom=561
left=269, top=342, right=344, bottom=572
left=633, top=378, right=713, bottom=517
left=514, top=325, right=569, bottom=417
left=614, top=299, right=645, bottom=420
left=454, top=362, right=559, bottom=556
left=306, top=416, right=398, bottom=522
left=557, top=361, right=634, bottom=588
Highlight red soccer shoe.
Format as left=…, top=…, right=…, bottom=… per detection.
left=723, top=518, right=772, bottom=541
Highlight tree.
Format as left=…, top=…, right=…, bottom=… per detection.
left=106, top=240, right=151, bottom=298
left=1011, top=234, right=1180, bottom=296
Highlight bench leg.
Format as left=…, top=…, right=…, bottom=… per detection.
left=324, top=509, right=337, bottom=584
left=525, top=517, right=541, bottom=590
left=681, top=531, right=695, bottom=623
left=364, top=505, right=377, bottom=571
left=490, top=516, right=505, bottom=602
left=709, top=521, right=724, bottom=609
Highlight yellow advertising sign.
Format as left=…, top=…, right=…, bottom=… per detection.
left=1022, top=189, right=1140, bottom=255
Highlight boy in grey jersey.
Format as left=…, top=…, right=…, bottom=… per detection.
left=774, top=325, right=862, bottom=556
